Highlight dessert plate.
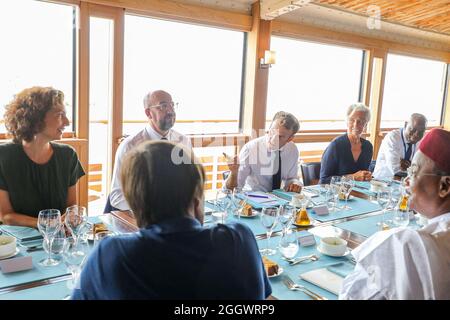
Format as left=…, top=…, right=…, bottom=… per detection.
left=316, top=246, right=351, bottom=257
left=268, top=267, right=284, bottom=278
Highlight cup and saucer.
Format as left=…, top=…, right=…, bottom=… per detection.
left=317, top=237, right=350, bottom=257
left=0, top=235, right=20, bottom=260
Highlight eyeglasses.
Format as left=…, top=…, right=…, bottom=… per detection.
left=406, top=165, right=448, bottom=182
left=148, top=101, right=178, bottom=112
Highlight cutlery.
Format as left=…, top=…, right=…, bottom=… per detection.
left=348, top=256, right=357, bottom=265
left=286, top=254, right=319, bottom=266
left=26, top=246, right=44, bottom=252
left=282, top=275, right=327, bottom=300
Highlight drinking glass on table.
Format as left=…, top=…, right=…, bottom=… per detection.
left=62, top=235, right=90, bottom=290
left=393, top=207, right=410, bottom=227
left=214, top=189, right=232, bottom=224
left=329, top=176, right=342, bottom=212
left=278, top=229, right=299, bottom=260
left=278, top=205, right=295, bottom=234
left=375, top=188, right=392, bottom=230
left=340, top=176, right=355, bottom=210
left=232, top=187, right=248, bottom=219
left=259, top=207, right=279, bottom=256
left=37, top=209, right=62, bottom=267
left=42, top=227, right=67, bottom=263
left=65, top=205, right=87, bottom=246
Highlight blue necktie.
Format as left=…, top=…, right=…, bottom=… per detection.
left=405, top=143, right=412, bottom=161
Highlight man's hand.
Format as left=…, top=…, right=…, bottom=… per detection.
left=400, top=159, right=411, bottom=171
left=352, top=170, right=372, bottom=181
left=226, top=155, right=239, bottom=173
left=286, top=184, right=302, bottom=193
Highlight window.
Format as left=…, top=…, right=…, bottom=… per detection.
left=267, top=36, right=364, bottom=131
left=123, top=14, right=244, bottom=136
left=0, top=0, right=76, bottom=134
left=381, top=54, right=447, bottom=128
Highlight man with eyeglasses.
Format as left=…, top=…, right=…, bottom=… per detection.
left=109, top=90, right=192, bottom=212
left=373, top=113, right=427, bottom=180
left=340, top=128, right=450, bottom=300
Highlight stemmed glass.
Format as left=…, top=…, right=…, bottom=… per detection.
left=278, top=205, right=295, bottom=234
left=259, top=207, right=279, bottom=256
left=278, top=230, right=299, bottom=260
left=37, top=209, right=62, bottom=266
left=231, top=187, right=247, bottom=219
left=65, top=205, right=87, bottom=248
left=329, top=176, right=342, bottom=212
left=375, top=188, right=392, bottom=230
left=340, top=176, right=355, bottom=210
left=62, top=235, right=90, bottom=290
left=214, top=190, right=232, bottom=224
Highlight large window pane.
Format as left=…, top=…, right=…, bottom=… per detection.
left=123, top=14, right=244, bottom=135
left=267, top=36, right=363, bottom=131
left=381, top=54, right=446, bottom=128
left=0, top=0, right=75, bottom=133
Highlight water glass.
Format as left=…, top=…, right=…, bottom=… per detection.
left=259, top=207, right=279, bottom=256
left=340, top=176, right=355, bottom=210
left=232, top=187, right=247, bottom=219
left=65, top=205, right=87, bottom=243
left=62, top=236, right=90, bottom=290
left=214, top=190, right=232, bottom=224
left=37, top=209, right=62, bottom=267
left=93, top=231, right=114, bottom=248
left=278, top=205, right=294, bottom=233
left=329, top=176, right=342, bottom=212
left=278, top=230, right=299, bottom=260
left=393, top=209, right=410, bottom=227
left=375, top=188, right=392, bottom=230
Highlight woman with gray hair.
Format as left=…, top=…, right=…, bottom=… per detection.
left=319, top=103, right=373, bottom=184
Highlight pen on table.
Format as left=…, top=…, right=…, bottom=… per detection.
left=247, top=194, right=270, bottom=199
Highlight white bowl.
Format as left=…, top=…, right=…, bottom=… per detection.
left=0, top=235, right=16, bottom=257
left=318, top=237, right=347, bottom=256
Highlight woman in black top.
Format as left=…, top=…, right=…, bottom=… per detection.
left=319, top=103, right=373, bottom=184
left=0, top=87, right=85, bottom=227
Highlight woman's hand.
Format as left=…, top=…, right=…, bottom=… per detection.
left=352, top=170, right=372, bottom=181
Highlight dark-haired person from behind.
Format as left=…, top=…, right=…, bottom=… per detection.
left=72, top=141, right=272, bottom=299
left=0, top=87, right=85, bottom=228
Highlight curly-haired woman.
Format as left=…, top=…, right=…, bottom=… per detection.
left=0, top=87, right=85, bottom=227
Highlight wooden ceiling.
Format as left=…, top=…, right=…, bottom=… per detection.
left=314, top=0, right=450, bottom=35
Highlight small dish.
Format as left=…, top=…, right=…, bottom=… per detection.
left=268, top=267, right=284, bottom=278
left=317, top=246, right=351, bottom=257
left=239, top=210, right=259, bottom=218
left=0, top=248, right=20, bottom=260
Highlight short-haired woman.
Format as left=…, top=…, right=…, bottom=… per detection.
left=0, top=87, right=85, bottom=227
left=72, top=141, right=272, bottom=299
left=319, top=103, right=373, bottom=184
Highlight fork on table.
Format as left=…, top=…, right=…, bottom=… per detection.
left=282, top=275, right=327, bottom=300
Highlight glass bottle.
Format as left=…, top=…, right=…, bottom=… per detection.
left=295, top=206, right=311, bottom=226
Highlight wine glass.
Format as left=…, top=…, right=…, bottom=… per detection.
left=375, top=188, right=391, bottom=230
left=65, top=205, right=87, bottom=246
left=340, top=176, right=355, bottom=210
left=259, top=207, right=279, bottom=256
left=42, top=227, right=68, bottom=264
left=232, top=187, right=247, bottom=219
left=37, top=209, right=62, bottom=267
left=93, top=231, right=114, bottom=248
left=62, top=235, right=90, bottom=290
left=278, top=205, right=295, bottom=234
left=329, top=176, right=342, bottom=212
left=214, top=189, right=232, bottom=224
left=278, top=230, right=299, bottom=260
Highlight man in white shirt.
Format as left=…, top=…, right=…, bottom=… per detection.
left=109, top=90, right=192, bottom=211
left=373, top=113, right=427, bottom=180
left=340, top=128, right=450, bottom=300
left=225, top=111, right=302, bottom=193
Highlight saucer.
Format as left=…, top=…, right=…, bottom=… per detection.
left=317, top=246, right=351, bottom=257
left=239, top=211, right=258, bottom=218
left=0, top=248, right=20, bottom=260
left=268, top=267, right=284, bottom=278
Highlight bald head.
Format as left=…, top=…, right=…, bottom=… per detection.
left=143, top=90, right=171, bottom=109
left=404, top=113, right=427, bottom=144
left=143, top=90, right=176, bottom=134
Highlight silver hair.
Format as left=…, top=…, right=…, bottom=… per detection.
left=346, top=103, right=371, bottom=123
left=143, top=91, right=154, bottom=109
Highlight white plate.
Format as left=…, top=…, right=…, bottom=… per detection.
left=268, top=267, right=284, bottom=278
left=0, top=248, right=20, bottom=260
left=239, top=211, right=259, bottom=218
left=317, top=246, right=351, bottom=257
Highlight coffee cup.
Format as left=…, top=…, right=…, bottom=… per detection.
left=318, top=237, right=347, bottom=256
left=0, top=235, right=17, bottom=257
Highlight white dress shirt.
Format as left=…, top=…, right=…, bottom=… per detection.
left=373, top=128, right=420, bottom=180
left=339, top=212, right=450, bottom=300
left=110, top=124, right=192, bottom=211
left=237, top=136, right=300, bottom=192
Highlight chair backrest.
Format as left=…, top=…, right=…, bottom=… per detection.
left=300, top=162, right=321, bottom=186
left=103, top=194, right=120, bottom=213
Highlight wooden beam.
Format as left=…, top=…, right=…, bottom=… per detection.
left=272, top=20, right=450, bottom=63
left=78, top=0, right=252, bottom=31
left=260, top=0, right=309, bottom=20
left=77, top=1, right=89, bottom=140
left=367, top=50, right=388, bottom=159
left=242, top=2, right=272, bottom=138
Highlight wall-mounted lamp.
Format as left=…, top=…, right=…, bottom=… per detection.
left=260, top=50, right=276, bottom=69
